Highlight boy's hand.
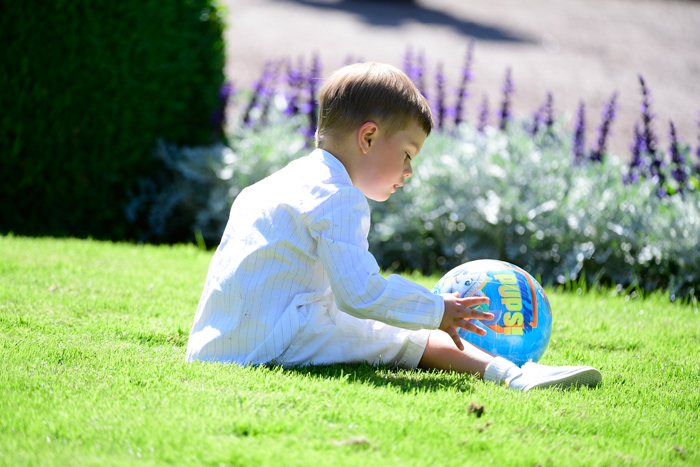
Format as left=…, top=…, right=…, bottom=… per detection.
left=439, top=293, right=494, bottom=351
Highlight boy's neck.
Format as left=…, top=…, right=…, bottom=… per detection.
left=318, top=135, right=362, bottom=185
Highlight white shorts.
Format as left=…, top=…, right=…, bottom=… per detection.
left=271, top=300, right=433, bottom=369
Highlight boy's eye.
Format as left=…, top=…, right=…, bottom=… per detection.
left=405, top=153, right=412, bottom=161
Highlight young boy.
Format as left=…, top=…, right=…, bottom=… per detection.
left=186, top=62, right=601, bottom=391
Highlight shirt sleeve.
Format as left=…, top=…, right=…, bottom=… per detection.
left=308, top=188, right=444, bottom=330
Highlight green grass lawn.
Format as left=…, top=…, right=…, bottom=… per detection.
left=1, top=235, right=698, bottom=466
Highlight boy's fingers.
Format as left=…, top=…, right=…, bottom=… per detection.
left=460, top=320, right=488, bottom=336
left=449, top=330, right=464, bottom=351
left=472, top=311, right=495, bottom=321
left=460, top=296, right=490, bottom=306
left=457, top=318, right=476, bottom=329
left=461, top=309, right=495, bottom=321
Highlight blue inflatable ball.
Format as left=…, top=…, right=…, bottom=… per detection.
left=432, top=259, right=552, bottom=366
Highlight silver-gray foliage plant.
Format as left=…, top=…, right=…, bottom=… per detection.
left=370, top=123, right=699, bottom=301
left=127, top=120, right=699, bottom=301
left=126, top=119, right=308, bottom=245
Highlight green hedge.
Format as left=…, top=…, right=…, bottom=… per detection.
left=0, top=0, right=226, bottom=240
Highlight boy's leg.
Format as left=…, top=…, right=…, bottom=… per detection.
left=417, top=331, right=494, bottom=377
left=419, top=331, right=602, bottom=391
left=275, top=302, right=601, bottom=391
left=273, top=303, right=431, bottom=368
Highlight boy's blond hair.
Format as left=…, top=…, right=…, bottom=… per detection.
left=315, top=62, right=433, bottom=148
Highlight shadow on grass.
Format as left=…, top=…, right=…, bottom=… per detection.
left=278, top=361, right=480, bottom=393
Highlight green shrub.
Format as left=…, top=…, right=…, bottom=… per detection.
left=0, top=0, right=226, bottom=240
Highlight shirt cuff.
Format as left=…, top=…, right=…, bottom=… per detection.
left=428, top=293, right=445, bottom=329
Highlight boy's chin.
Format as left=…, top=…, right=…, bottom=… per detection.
left=366, top=192, right=392, bottom=202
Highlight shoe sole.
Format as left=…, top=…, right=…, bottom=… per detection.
left=523, top=367, right=602, bottom=391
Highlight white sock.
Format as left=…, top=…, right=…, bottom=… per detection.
left=483, top=356, right=521, bottom=384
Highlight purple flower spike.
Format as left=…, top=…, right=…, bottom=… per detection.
left=434, top=62, right=446, bottom=131
left=454, top=40, right=475, bottom=128
left=544, top=92, right=554, bottom=133
left=307, top=53, right=322, bottom=142
left=284, top=59, right=303, bottom=117
left=403, top=46, right=414, bottom=80
left=639, top=75, right=663, bottom=181
left=342, top=55, right=363, bottom=67
left=499, top=68, right=514, bottom=131
left=530, top=106, right=543, bottom=137
left=669, top=120, right=688, bottom=193
left=257, top=61, right=282, bottom=128
left=590, top=91, right=618, bottom=162
left=639, top=76, right=657, bottom=153
left=219, top=81, right=235, bottom=103
left=242, top=62, right=275, bottom=127
left=696, top=111, right=700, bottom=169
left=477, top=94, right=489, bottom=133
left=626, top=122, right=648, bottom=184
left=211, top=81, right=235, bottom=128
left=416, top=51, right=427, bottom=100
left=573, top=101, right=586, bottom=163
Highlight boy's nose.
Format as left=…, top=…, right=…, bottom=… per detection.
left=404, top=162, right=413, bottom=177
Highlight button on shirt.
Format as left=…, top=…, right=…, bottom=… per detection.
left=185, top=149, right=444, bottom=364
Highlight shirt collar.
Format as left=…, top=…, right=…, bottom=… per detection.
left=311, top=148, right=353, bottom=186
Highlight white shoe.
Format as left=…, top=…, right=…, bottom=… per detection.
left=507, top=362, right=602, bottom=391
left=484, top=357, right=602, bottom=392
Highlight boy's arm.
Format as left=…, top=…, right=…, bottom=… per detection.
left=310, top=190, right=443, bottom=330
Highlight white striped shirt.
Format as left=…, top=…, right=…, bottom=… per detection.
left=185, top=149, right=444, bottom=364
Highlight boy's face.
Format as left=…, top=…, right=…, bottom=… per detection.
left=356, top=120, right=427, bottom=202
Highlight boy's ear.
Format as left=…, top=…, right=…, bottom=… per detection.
left=358, top=121, right=379, bottom=154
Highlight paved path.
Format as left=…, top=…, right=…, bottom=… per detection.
left=223, top=0, right=700, bottom=159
